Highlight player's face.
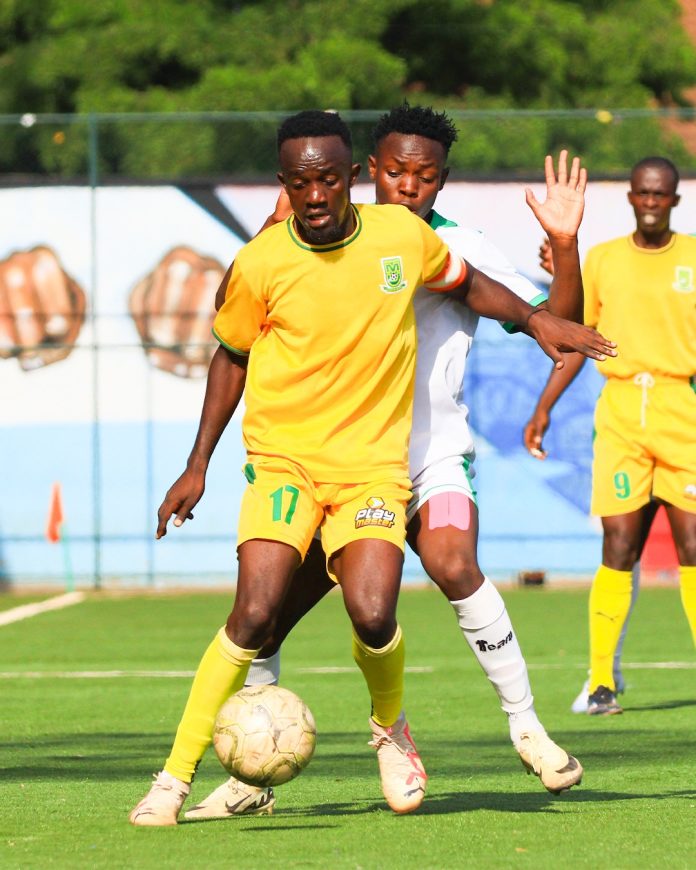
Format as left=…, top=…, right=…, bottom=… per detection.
left=628, top=165, right=680, bottom=236
left=368, top=133, right=449, bottom=221
left=278, top=136, right=361, bottom=245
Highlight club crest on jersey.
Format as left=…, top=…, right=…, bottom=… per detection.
left=354, top=496, right=396, bottom=529
left=379, top=256, right=408, bottom=293
left=672, top=265, right=694, bottom=293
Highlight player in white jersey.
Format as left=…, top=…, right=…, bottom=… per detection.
left=185, top=104, right=588, bottom=820
left=408, top=221, right=546, bottom=517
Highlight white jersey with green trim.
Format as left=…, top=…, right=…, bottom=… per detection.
left=409, top=211, right=546, bottom=480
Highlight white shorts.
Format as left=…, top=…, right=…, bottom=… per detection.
left=407, top=454, right=477, bottom=522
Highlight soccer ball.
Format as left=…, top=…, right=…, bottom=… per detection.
left=213, top=684, right=317, bottom=787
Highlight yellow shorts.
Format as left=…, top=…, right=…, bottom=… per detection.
left=591, top=376, right=696, bottom=516
left=237, top=457, right=411, bottom=581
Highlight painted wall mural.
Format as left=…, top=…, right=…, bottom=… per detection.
left=4, top=179, right=696, bottom=584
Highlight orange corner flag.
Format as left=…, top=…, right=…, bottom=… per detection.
left=46, top=482, right=64, bottom=543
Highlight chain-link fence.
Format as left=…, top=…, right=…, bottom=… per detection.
left=2, top=108, right=696, bottom=183
left=4, top=107, right=695, bottom=588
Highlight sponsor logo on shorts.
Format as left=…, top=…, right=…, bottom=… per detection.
left=475, top=631, right=513, bottom=652
left=379, top=256, right=407, bottom=294
left=354, top=496, right=396, bottom=529
left=672, top=266, right=694, bottom=293
left=685, top=483, right=696, bottom=500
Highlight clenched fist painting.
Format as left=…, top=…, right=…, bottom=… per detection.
left=129, top=246, right=224, bottom=379
left=0, top=246, right=86, bottom=370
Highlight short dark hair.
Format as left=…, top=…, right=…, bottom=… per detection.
left=277, top=110, right=352, bottom=152
left=372, top=102, right=458, bottom=155
left=631, top=156, right=680, bottom=190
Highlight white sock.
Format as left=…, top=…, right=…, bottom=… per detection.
left=450, top=578, right=542, bottom=744
left=244, top=650, right=281, bottom=687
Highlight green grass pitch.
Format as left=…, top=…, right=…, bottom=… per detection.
left=0, top=585, right=693, bottom=869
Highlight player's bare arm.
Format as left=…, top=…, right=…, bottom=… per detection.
left=445, top=264, right=616, bottom=367
left=156, top=345, right=248, bottom=538
left=525, top=151, right=585, bottom=323
left=523, top=352, right=586, bottom=458
left=214, top=262, right=234, bottom=311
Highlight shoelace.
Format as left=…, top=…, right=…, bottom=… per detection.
left=151, top=772, right=188, bottom=796
left=369, top=733, right=427, bottom=783
left=368, top=733, right=399, bottom=751
left=633, top=372, right=655, bottom=428
left=520, top=734, right=557, bottom=774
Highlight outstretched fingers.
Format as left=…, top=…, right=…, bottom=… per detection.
left=529, top=311, right=617, bottom=363
left=572, top=161, right=587, bottom=195
left=549, top=150, right=587, bottom=194
left=559, top=325, right=617, bottom=361
left=544, top=148, right=568, bottom=187
left=524, top=186, right=541, bottom=213
left=578, top=330, right=618, bottom=361
left=567, top=155, right=579, bottom=190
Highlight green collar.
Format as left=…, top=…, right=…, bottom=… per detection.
left=287, top=204, right=363, bottom=252
left=428, top=210, right=458, bottom=230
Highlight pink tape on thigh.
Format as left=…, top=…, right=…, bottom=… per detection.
left=427, top=492, right=471, bottom=531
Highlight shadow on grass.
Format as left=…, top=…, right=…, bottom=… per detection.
left=176, top=787, right=696, bottom=826
left=623, top=698, right=696, bottom=712
left=3, top=728, right=694, bottom=789
left=179, top=820, right=340, bottom=831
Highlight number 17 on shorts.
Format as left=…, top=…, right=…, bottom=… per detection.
left=237, top=460, right=322, bottom=557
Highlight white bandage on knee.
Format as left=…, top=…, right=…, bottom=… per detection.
left=450, top=578, right=534, bottom=716
left=244, top=649, right=281, bottom=687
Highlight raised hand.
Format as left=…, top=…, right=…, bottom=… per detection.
left=525, top=150, right=587, bottom=240
left=0, top=246, right=86, bottom=370
left=130, top=246, right=224, bottom=379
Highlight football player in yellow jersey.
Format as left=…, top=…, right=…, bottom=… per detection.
left=185, top=106, right=591, bottom=823
left=525, top=157, right=696, bottom=716
left=130, top=110, right=614, bottom=826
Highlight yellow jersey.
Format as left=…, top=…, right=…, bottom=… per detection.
left=583, top=233, right=696, bottom=379
left=213, top=203, right=464, bottom=481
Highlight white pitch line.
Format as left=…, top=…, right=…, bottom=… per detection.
left=0, top=591, right=85, bottom=627
left=526, top=662, right=696, bottom=671
left=297, top=666, right=433, bottom=674
left=526, top=661, right=696, bottom=671
left=0, top=670, right=197, bottom=679
left=0, top=662, right=692, bottom=680
left=0, top=665, right=434, bottom=679
left=622, top=661, right=696, bottom=670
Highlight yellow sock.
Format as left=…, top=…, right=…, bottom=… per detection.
left=589, top=565, right=633, bottom=693
left=678, top=565, right=696, bottom=646
left=164, top=627, right=259, bottom=783
left=352, top=624, right=404, bottom=727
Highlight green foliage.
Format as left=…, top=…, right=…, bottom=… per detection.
left=384, top=0, right=696, bottom=109
left=0, top=0, right=694, bottom=177
left=441, top=110, right=693, bottom=178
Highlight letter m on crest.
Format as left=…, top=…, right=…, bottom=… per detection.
left=380, top=256, right=408, bottom=293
